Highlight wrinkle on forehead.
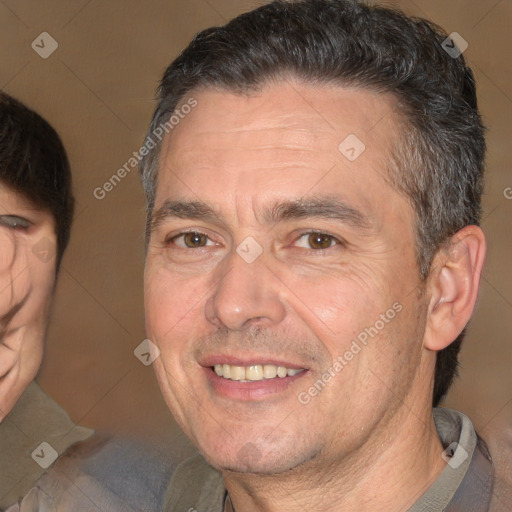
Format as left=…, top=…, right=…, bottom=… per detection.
left=154, top=81, right=408, bottom=238
left=163, top=122, right=333, bottom=174
left=162, top=81, right=399, bottom=168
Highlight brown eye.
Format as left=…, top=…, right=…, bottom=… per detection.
left=182, top=232, right=208, bottom=248
left=167, top=230, right=217, bottom=250
left=293, top=232, right=339, bottom=250
left=307, top=233, right=335, bottom=249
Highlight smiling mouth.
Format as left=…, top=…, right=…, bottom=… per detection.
left=213, top=363, right=305, bottom=382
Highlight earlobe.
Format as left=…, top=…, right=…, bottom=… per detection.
left=424, top=226, right=486, bottom=352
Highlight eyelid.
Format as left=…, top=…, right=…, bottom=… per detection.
left=166, top=229, right=219, bottom=248
left=0, top=215, right=32, bottom=229
left=292, top=230, right=343, bottom=249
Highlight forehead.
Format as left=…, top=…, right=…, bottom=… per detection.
left=156, top=81, right=403, bottom=221
left=0, top=182, right=36, bottom=211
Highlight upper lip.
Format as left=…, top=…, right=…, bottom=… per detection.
left=199, top=354, right=308, bottom=370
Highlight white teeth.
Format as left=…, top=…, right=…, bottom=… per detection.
left=246, top=365, right=263, bottom=381
left=222, top=364, right=231, bottom=379
left=277, top=366, right=287, bottom=378
left=230, top=366, right=245, bottom=381
left=263, top=364, right=277, bottom=379
left=213, top=363, right=304, bottom=381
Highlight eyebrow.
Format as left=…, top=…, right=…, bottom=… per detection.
left=263, top=197, right=371, bottom=230
left=149, top=196, right=372, bottom=236
left=150, top=200, right=223, bottom=235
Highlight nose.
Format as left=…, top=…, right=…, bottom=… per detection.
left=204, top=247, right=286, bottom=331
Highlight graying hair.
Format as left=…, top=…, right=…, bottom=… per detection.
left=138, top=0, right=486, bottom=405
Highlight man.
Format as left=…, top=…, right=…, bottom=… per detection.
left=0, top=92, right=172, bottom=511
left=139, top=0, right=510, bottom=510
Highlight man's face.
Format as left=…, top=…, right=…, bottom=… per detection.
left=0, top=184, right=57, bottom=421
left=145, top=82, right=432, bottom=473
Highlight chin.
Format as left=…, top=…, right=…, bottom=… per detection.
left=201, top=439, right=317, bottom=476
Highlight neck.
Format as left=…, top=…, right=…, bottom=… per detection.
left=223, top=405, right=446, bottom=512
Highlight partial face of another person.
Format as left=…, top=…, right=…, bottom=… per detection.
left=144, top=81, right=435, bottom=473
left=0, top=183, right=57, bottom=421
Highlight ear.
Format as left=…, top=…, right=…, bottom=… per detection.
left=423, top=225, right=486, bottom=352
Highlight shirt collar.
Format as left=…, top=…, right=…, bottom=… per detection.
left=0, top=381, right=94, bottom=508
left=408, top=407, right=493, bottom=511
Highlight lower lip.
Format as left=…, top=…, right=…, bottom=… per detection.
left=204, top=367, right=307, bottom=401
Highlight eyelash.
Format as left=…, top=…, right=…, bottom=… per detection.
left=167, top=230, right=216, bottom=249
left=294, top=231, right=341, bottom=250
left=166, top=230, right=342, bottom=251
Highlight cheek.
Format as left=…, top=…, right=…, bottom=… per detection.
left=30, top=257, right=57, bottom=317
left=0, top=239, right=29, bottom=307
left=281, top=262, right=390, bottom=337
left=0, top=230, right=16, bottom=269
left=144, top=265, right=205, bottom=345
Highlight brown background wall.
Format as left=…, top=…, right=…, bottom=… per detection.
left=1, top=0, right=510, bottom=461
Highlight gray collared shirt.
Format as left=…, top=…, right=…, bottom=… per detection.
left=409, top=407, right=493, bottom=511
left=164, top=408, right=494, bottom=512
left=0, top=382, right=93, bottom=509
left=2, top=382, right=175, bottom=512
